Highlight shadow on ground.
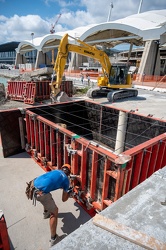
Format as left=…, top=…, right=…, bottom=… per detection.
left=101, top=95, right=146, bottom=105
left=58, top=202, right=91, bottom=235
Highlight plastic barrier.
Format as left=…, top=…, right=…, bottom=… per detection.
left=24, top=100, right=166, bottom=213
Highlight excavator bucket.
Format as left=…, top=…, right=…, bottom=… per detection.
left=51, top=91, right=72, bottom=103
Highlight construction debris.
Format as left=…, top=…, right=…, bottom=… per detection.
left=0, top=83, right=6, bottom=105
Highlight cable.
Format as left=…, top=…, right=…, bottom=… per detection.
left=29, top=107, right=151, bottom=153
left=30, top=103, right=166, bottom=154
left=45, top=100, right=166, bottom=129
left=36, top=104, right=164, bottom=142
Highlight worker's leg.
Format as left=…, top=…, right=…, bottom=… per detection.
left=36, top=193, right=58, bottom=236
left=50, top=207, right=58, bottom=238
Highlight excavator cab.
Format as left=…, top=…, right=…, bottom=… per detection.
left=109, top=64, right=129, bottom=85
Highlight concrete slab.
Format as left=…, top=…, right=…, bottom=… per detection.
left=89, top=88, right=166, bottom=120
left=51, top=167, right=166, bottom=250
left=0, top=148, right=91, bottom=250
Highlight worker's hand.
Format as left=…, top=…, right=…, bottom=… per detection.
left=67, top=187, right=74, bottom=198
left=70, top=174, right=77, bottom=180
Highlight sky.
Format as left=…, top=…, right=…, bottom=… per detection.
left=0, top=0, right=166, bottom=46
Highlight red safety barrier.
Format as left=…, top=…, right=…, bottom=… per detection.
left=60, top=81, right=73, bottom=97
left=24, top=82, right=36, bottom=104
left=24, top=100, right=166, bottom=214
left=7, top=80, right=73, bottom=104
left=0, top=212, right=10, bottom=250
left=7, top=81, right=26, bottom=101
left=35, top=81, right=50, bottom=101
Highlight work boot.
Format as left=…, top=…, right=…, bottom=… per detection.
left=49, top=234, right=67, bottom=248
left=43, top=210, right=50, bottom=219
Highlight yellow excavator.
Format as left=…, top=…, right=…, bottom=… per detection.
left=50, top=33, right=138, bottom=102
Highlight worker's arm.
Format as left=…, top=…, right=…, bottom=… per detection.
left=62, top=190, right=69, bottom=202
left=62, top=187, right=74, bottom=202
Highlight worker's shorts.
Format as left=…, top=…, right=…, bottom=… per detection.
left=36, top=193, right=58, bottom=214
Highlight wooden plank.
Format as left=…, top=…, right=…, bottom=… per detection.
left=93, top=214, right=166, bottom=250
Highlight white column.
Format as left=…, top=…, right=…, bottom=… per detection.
left=115, top=111, right=128, bottom=154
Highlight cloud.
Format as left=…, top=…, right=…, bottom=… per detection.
left=0, top=15, right=50, bottom=43
left=0, top=0, right=165, bottom=44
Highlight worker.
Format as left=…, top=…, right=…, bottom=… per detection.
left=30, top=164, right=73, bottom=247
left=86, top=74, right=90, bottom=86
left=119, top=69, right=124, bottom=83
left=80, top=73, right=84, bottom=84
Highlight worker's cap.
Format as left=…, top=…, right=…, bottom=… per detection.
left=61, top=164, right=71, bottom=176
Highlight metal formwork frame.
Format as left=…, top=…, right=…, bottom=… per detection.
left=0, top=214, right=10, bottom=250
left=123, top=133, right=166, bottom=194
left=25, top=107, right=166, bottom=214
left=25, top=109, right=128, bottom=213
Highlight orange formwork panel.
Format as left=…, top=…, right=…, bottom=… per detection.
left=24, top=100, right=166, bottom=214
left=0, top=212, right=10, bottom=250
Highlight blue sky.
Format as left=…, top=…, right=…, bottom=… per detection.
left=0, top=0, right=86, bottom=19
left=0, top=0, right=166, bottom=47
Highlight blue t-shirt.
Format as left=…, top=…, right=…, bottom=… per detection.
left=34, top=170, right=69, bottom=193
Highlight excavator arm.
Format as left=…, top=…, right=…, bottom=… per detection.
left=50, top=33, right=112, bottom=100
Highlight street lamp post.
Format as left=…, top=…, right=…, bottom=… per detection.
left=107, top=2, right=113, bottom=22
left=138, top=0, right=143, bottom=13
left=31, top=32, right=34, bottom=68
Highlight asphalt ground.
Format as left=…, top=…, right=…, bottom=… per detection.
left=0, top=149, right=91, bottom=250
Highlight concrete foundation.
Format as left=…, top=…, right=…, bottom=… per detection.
left=52, top=166, right=166, bottom=249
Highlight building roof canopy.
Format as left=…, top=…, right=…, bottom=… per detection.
left=16, top=9, right=166, bottom=54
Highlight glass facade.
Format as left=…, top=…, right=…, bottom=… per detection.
left=0, top=50, right=16, bottom=64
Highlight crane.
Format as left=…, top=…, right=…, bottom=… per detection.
left=50, top=13, right=62, bottom=34
left=50, top=13, right=62, bottom=64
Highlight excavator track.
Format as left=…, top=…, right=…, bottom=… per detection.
left=86, top=87, right=109, bottom=98
left=87, top=87, right=138, bottom=102
left=107, top=89, right=138, bottom=102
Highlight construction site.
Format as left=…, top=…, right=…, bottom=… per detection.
left=1, top=75, right=166, bottom=246
left=0, top=8, right=166, bottom=250
left=0, top=79, right=166, bottom=249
